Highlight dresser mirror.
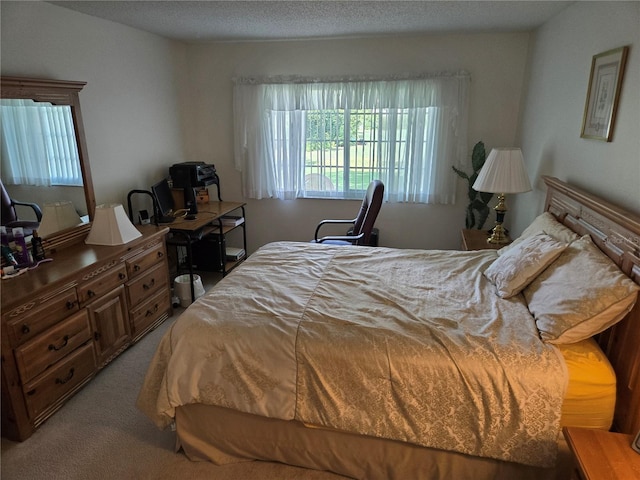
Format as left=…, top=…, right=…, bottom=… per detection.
left=1, top=76, right=96, bottom=251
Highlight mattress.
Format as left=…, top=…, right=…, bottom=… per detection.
left=558, top=337, right=616, bottom=430
left=138, top=242, right=567, bottom=468
left=168, top=337, right=612, bottom=480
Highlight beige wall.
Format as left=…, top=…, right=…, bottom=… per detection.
left=513, top=1, right=640, bottom=236
left=184, top=34, right=531, bottom=251
left=2, top=1, right=540, bottom=252
left=1, top=1, right=187, bottom=210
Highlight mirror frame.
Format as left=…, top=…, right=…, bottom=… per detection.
left=1, top=76, right=96, bottom=252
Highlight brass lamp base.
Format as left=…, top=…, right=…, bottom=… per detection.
left=487, top=193, right=510, bottom=244
left=487, top=223, right=509, bottom=244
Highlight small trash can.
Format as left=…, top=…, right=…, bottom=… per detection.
left=174, top=274, right=205, bottom=307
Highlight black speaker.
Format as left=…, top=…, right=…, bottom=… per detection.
left=183, top=187, right=198, bottom=214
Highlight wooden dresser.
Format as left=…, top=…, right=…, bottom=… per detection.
left=1, top=225, right=172, bottom=441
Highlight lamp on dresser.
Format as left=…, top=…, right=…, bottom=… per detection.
left=38, top=201, right=83, bottom=238
left=472, top=148, right=532, bottom=244
left=85, top=203, right=142, bottom=246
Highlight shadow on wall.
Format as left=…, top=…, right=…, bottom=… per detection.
left=511, top=145, right=556, bottom=236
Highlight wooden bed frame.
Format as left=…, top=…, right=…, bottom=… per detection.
left=172, top=176, right=640, bottom=479
left=542, top=175, right=640, bottom=435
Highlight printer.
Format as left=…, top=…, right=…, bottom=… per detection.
left=169, top=162, right=219, bottom=214
left=170, top=161, right=218, bottom=188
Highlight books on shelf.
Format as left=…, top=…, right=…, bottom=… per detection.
left=220, top=215, right=244, bottom=227
left=226, top=247, right=246, bottom=261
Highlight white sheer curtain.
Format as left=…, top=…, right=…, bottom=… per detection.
left=1, top=99, right=82, bottom=186
left=233, top=72, right=470, bottom=203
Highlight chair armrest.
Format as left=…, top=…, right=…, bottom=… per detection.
left=314, top=218, right=355, bottom=242
left=12, top=200, right=43, bottom=221
left=316, top=231, right=364, bottom=244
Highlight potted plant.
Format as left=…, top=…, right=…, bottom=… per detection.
left=452, top=141, right=494, bottom=230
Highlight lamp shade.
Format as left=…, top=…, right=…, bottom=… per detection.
left=472, top=148, right=532, bottom=194
left=85, top=203, right=142, bottom=246
left=38, top=201, right=83, bottom=238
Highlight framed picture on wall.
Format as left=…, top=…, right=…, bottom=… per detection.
left=580, top=46, right=629, bottom=142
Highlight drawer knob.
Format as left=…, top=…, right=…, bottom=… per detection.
left=143, top=278, right=156, bottom=290
left=87, top=290, right=95, bottom=298
left=48, top=335, right=69, bottom=351
left=145, top=304, right=159, bottom=317
left=134, top=265, right=141, bottom=272
left=21, top=324, right=31, bottom=335
left=119, top=272, right=126, bottom=280
left=66, top=300, right=76, bottom=310
left=55, top=367, right=75, bottom=385
left=157, top=251, right=164, bottom=259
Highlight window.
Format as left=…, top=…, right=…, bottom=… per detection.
left=233, top=73, right=470, bottom=203
left=301, top=107, right=442, bottom=200
left=1, top=99, right=82, bottom=187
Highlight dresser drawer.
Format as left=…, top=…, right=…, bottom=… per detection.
left=126, top=242, right=166, bottom=279
left=130, top=289, right=171, bottom=338
left=23, top=342, right=96, bottom=420
left=77, top=264, right=127, bottom=306
left=127, top=262, right=168, bottom=307
left=14, top=310, right=92, bottom=384
left=5, top=286, right=79, bottom=347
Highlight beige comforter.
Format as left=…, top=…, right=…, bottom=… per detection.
left=137, top=242, right=566, bottom=467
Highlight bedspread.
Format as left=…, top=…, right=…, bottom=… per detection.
left=137, top=242, right=567, bottom=467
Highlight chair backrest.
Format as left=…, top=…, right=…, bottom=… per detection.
left=0, top=179, right=18, bottom=225
left=351, top=180, right=384, bottom=246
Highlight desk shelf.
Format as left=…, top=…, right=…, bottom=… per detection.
left=167, top=201, right=247, bottom=302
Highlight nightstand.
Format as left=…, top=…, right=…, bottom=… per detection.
left=460, top=229, right=510, bottom=251
left=563, top=427, right=640, bottom=479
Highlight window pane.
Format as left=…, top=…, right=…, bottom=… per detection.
left=304, top=110, right=344, bottom=197
left=303, top=108, right=386, bottom=199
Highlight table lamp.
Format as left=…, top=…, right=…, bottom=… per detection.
left=472, top=148, right=532, bottom=244
left=38, top=201, right=83, bottom=238
left=85, top=203, right=142, bottom=246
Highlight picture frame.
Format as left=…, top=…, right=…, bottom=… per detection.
left=580, top=46, right=629, bottom=142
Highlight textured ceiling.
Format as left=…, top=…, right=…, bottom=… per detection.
left=48, top=1, right=574, bottom=42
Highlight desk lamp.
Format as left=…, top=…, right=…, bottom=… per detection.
left=472, top=148, right=531, bottom=244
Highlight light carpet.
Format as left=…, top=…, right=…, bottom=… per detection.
left=1, top=309, right=346, bottom=480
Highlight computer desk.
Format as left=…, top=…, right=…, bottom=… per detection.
left=162, top=201, right=246, bottom=302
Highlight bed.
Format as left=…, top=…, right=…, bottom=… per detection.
left=137, top=176, right=640, bottom=479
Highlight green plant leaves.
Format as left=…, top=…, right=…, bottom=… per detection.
left=453, top=140, right=494, bottom=230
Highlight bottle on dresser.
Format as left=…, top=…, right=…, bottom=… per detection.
left=11, top=227, right=31, bottom=266
left=31, top=230, right=46, bottom=261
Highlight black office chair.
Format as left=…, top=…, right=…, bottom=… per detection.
left=313, top=180, right=384, bottom=246
left=1, top=178, right=42, bottom=237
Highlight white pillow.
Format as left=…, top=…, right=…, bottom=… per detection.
left=484, top=233, right=568, bottom=299
left=499, top=212, right=580, bottom=256
left=524, top=235, right=640, bottom=344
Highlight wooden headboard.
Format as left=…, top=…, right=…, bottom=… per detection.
left=542, top=176, right=640, bottom=435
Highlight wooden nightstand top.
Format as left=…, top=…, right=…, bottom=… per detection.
left=563, top=427, right=640, bottom=480
left=460, top=229, right=510, bottom=251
